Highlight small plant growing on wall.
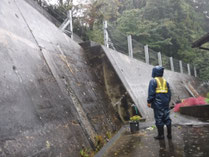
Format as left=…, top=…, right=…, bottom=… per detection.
left=105, top=131, right=112, bottom=141
left=79, top=131, right=115, bottom=156
left=80, top=148, right=94, bottom=157
left=95, top=135, right=105, bottom=152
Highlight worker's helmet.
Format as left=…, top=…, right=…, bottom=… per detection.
left=152, top=66, right=164, bottom=78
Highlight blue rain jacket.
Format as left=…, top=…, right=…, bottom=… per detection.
left=147, top=66, right=171, bottom=109
left=147, top=66, right=172, bottom=126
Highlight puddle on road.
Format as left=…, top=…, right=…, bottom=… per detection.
left=104, top=125, right=209, bottom=157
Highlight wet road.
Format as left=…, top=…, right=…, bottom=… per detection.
left=104, top=125, right=209, bottom=157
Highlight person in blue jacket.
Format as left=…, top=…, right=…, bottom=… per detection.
left=147, top=66, right=172, bottom=139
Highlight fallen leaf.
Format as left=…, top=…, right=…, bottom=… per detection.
left=46, top=141, right=50, bottom=149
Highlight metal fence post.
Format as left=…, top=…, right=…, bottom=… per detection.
left=127, top=35, right=133, bottom=58
left=69, top=10, right=73, bottom=39
left=103, top=21, right=109, bottom=48
left=179, top=60, right=183, bottom=74
left=194, top=66, right=197, bottom=77
left=144, top=45, right=149, bottom=64
left=59, top=10, right=73, bottom=38
left=187, top=64, right=191, bottom=75
left=170, top=57, right=174, bottom=71
left=158, top=52, right=162, bottom=66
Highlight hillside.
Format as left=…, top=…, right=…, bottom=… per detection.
left=74, top=0, right=209, bottom=80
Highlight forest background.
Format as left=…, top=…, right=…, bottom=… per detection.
left=42, top=0, right=209, bottom=80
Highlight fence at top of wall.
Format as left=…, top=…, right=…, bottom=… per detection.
left=104, top=21, right=198, bottom=77
left=25, top=1, right=198, bottom=77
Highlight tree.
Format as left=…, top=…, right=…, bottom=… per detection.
left=46, top=0, right=209, bottom=80
left=91, top=0, right=209, bottom=80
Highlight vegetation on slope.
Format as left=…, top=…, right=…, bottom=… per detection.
left=43, top=0, right=209, bottom=80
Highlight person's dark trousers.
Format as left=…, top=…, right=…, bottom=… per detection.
left=155, top=125, right=164, bottom=139
left=154, top=108, right=171, bottom=139
left=163, top=108, right=172, bottom=139
left=167, top=125, right=172, bottom=139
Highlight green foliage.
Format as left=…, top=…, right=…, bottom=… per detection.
left=80, top=149, right=88, bottom=157
left=80, top=148, right=94, bottom=157
left=207, top=93, right=209, bottom=99
left=103, top=0, right=209, bottom=80
left=106, top=131, right=112, bottom=139
left=116, top=0, right=207, bottom=58
left=79, top=131, right=114, bottom=157
left=47, top=0, right=209, bottom=80
left=193, top=52, right=209, bottom=80
left=119, top=0, right=146, bottom=12
left=205, top=98, right=209, bottom=104
left=86, top=25, right=104, bottom=44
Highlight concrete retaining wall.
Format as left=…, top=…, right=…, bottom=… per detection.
left=83, top=45, right=207, bottom=121
left=101, top=46, right=208, bottom=121
left=24, top=0, right=61, bottom=26
left=0, top=0, right=121, bottom=156
left=0, top=0, right=208, bottom=156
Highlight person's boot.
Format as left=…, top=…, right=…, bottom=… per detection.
left=167, top=125, right=172, bottom=139
left=154, top=126, right=164, bottom=140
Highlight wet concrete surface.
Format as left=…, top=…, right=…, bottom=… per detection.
left=0, top=0, right=121, bottom=156
left=0, top=0, right=208, bottom=156
left=100, top=46, right=209, bottom=121
left=104, top=125, right=209, bottom=157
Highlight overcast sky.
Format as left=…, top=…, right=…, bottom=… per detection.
left=47, top=0, right=89, bottom=5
